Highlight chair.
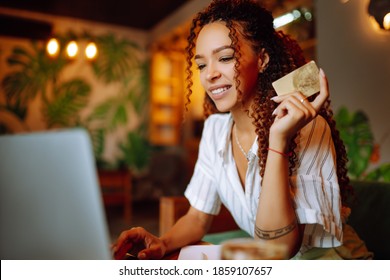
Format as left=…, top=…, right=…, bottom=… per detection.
left=98, top=169, right=132, bottom=223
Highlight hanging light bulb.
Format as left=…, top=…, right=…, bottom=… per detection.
left=85, top=42, right=98, bottom=60
left=384, top=12, right=390, bottom=30
left=66, top=40, right=78, bottom=58
left=46, top=38, right=60, bottom=57
left=274, top=10, right=302, bottom=29
left=368, top=0, right=390, bottom=31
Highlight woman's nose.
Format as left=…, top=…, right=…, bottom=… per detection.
left=206, top=66, right=221, bottom=81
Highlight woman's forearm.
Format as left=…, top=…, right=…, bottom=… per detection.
left=255, top=136, right=302, bottom=257
left=160, top=207, right=213, bottom=255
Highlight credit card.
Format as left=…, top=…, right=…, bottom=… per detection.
left=272, top=60, right=320, bottom=97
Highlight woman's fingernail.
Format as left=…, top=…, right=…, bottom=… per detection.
left=319, top=68, right=325, bottom=77
left=272, top=108, right=277, bottom=116
left=270, top=96, right=278, bottom=101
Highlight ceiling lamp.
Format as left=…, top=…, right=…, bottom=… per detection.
left=384, top=13, right=390, bottom=30
left=46, top=38, right=60, bottom=57
left=66, top=41, right=78, bottom=59
left=368, top=0, right=390, bottom=31
left=85, top=42, right=98, bottom=60
left=46, top=38, right=98, bottom=59
left=274, top=9, right=302, bottom=29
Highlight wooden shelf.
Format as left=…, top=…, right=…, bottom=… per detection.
left=149, top=50, right=185, bottom=146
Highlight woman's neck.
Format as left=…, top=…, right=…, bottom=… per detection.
left=231, top=106, right=256, bottom=137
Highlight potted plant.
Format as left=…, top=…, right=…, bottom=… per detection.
left=335, top=106, right=390, bottom=182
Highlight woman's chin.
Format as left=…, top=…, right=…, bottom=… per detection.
left=213, top=99, right=237, bottom=113
left=214, top=106, right=231, bottom=113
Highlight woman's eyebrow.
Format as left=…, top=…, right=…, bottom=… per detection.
left=194, top=45, right=234, bottom=60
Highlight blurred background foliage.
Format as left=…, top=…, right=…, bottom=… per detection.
left=335, top=106, right=390, bottom=182
left=0, top=31, right=151, bottom=172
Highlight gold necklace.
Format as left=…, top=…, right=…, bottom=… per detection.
left=234, top=124, right=249, bottom=161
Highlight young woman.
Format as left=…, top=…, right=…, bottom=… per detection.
left=113, top=0, right=370, bottom=260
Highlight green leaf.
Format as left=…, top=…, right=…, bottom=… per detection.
left=335, top=106, right=375, bottom=179
left=88, top=101, right=113, bottom=121
left=43, top=79, right=91, bottom=127
left=2, top=44, right=69, bottom=107
left=119, top=131, right=151, bottom=171
left=88, top=128, right=105, bottom=159
left=111, top=104, right=127, bottom=129
left=382, top=164, right=390, bottom=182
left=6, top=57, right=29, bottom=67
left=334, top=106, right=350, bottom=127
left=352, top=111, right=369, bottom=126
left=365, top=163, right=390, bottom=182
left=92, top=34, right=141, bottom=83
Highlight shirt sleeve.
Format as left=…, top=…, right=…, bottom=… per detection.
left=290, top=116, right=343, bottom=248
left=184, top=118, right=222, bottom=215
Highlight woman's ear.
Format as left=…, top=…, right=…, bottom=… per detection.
left=258, top=49, right=270, bottom=73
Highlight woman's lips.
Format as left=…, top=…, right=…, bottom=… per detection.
left=209, top=85, right=232, bottom=100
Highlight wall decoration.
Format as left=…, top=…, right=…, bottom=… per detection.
left=0, top=31, right=151, bottom=172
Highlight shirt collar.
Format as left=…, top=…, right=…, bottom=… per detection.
left=217, top=113, right=234, bottom=162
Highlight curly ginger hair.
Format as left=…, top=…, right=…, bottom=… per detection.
left=184, top=0, right=352, bottom=206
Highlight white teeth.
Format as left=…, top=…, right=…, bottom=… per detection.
left=211, top=86, right=229, bottom=95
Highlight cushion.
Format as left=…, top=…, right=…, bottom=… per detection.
left=347, top=181, right=390, bottom=259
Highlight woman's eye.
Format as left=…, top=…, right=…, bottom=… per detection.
left=220, top=56, right=234, bottom=62
left=197, top=64, right=206, bottom=70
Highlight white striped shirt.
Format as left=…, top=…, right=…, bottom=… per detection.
left=184, top=113, right=343, bottom=250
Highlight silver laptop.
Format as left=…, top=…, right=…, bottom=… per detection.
left=0, top=129, right=112, bottom=259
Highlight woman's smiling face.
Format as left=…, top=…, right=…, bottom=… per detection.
left=194, top=21, right=262, bottom=113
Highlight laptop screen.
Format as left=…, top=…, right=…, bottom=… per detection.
left=0, top=129, right=111, bottom=259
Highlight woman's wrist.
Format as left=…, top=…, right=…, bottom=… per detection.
left=268, top=132, right=290, bottom=154
left=267, top=147, right=292, bottom=158
left=159, top=236, right=171, bottom=256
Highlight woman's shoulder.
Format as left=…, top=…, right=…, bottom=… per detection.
left=295, top=114, right=335, bottom=161
left=295, top=114, right=333, bottom=151
left=204, top=113, right=231, bottom=130
left=301, top=114, right=330, bottom=136
left=201, top=113, right=232, bottom=146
